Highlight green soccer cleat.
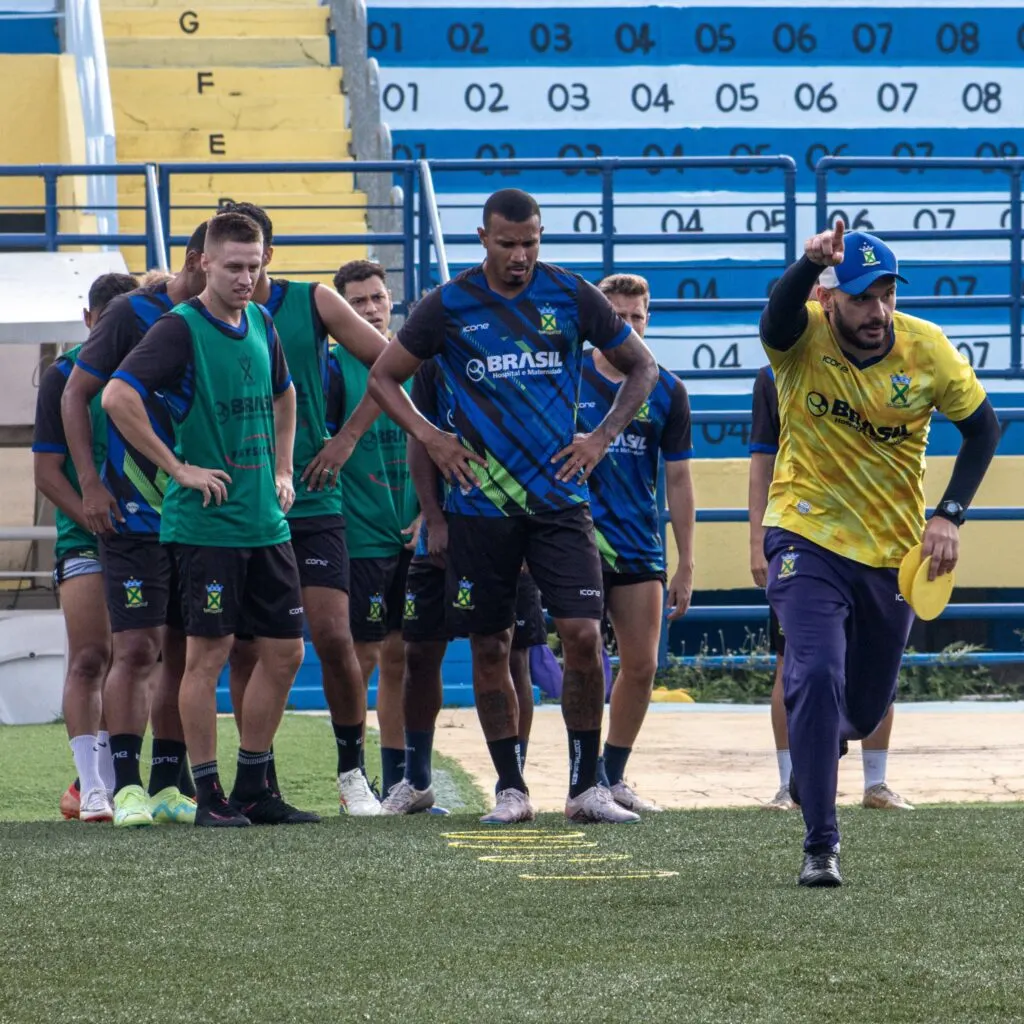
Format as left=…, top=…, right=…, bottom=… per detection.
left=149, top=786, right=197, bottom=825
left=113, top=785, right=155, bottom=828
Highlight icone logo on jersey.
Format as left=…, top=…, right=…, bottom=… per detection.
left=465, top=351, right=564, bottom=381
left=461, top=322, right=490, bottom=336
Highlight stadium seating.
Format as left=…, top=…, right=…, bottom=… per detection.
left=102, top=0, right=367, bottom=277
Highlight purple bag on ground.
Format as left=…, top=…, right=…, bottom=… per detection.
left=527, top=645, right=615, bottom=702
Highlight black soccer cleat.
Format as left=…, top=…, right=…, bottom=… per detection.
left=195, top=796, right=251, bottom=828
left=798, top=848, right=842, bottom=888
left=229, top=789, right=321, bottom=825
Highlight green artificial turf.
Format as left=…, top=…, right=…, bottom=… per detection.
left=1, top=719, right=1023, bottom=1024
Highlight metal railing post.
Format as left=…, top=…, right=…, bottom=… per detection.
left=158, top=163, right=172, bottom=266
left=402, top=165, right=416, bottom=303
left=419, top=159, right=450, bottom=284
left=1011, top=169, right=1022, bottom=372
left=44, top=172, right=58, bottom=251
left=417, top=168, right=430, bottom=295
left=144, top=164, right=169, bottom=273
left=782, top=158, right=798, bottom=266
left=601, top=164, right=615, bottom=279
left=815, top=160, right=830, bottom=233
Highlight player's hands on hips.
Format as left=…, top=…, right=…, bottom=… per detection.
left=666, top=566, right=693, bottom=621
left=173, top=463, right=231, bottom=508
left=402, top=514, right=423, bottom=551
left=425, top=429, right=486, bottom=492
left=750, top=539, right=769, bottom=589
left=425, top=512, right=448, bottom=565
left=552, top=429, right=611, bottom=483
left=301, top=431, right=356, bottom=491
left=922, top=515, right=959, bottom=579
left=804, top=219, right=845, bottom=267
left=81, top=478, right=123, bottom=534
left=275, top=470, right=295, bottom=515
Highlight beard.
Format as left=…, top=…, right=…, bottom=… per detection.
left=830, top=303, right=890, bottom=351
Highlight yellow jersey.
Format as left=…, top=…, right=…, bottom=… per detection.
left=762, top=302, right=986, bottom=568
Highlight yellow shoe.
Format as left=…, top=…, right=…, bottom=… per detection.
left=149, top=786, right=197, bottom=825
left=113, top=785, right=155, bottom=828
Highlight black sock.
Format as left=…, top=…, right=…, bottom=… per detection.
left=333, top=722, right=363, bottom=774
left=596, top=755, right=610, bottom=788
left=405, top=730, right=434, bottom=791
left=192, top=760, right=222, bottom=805
left=603, top=743, right=632, bottom=787
left=265, top=746, right=280, bottom=795
left=518, top=737, right=529, bottom=771
left=568, top=729, right=601, bottom=798
left=148, top=738, right=186, bottom=796
left=231, top=748, right=270, bottom=801
left=72, top=777, right=80, bottom=792
left=178, top=755, right=196, bottom=799
left=381, top=747, right=406, bottom=795
left=487, top=737, right=527, bottom=794
left=110, top=733, right=144, bottom=794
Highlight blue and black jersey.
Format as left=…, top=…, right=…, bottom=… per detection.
left=750, top=365, right=781, bottom=455
left=74, top=284, right=176, bottom=534
left=577, top=352, right=693, bottom=575
left=398, top=262, right=631, bottom=518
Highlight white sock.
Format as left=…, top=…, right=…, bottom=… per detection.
left=95, top=731, right=116, bottom=794
left=69, top=735, right=103, bottom=796
left=862, top=749, right=888, bottom=790
left=776, top=749, right=792, bottom=788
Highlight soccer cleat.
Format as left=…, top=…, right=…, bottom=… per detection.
left=338, top=769, right=382, bottom=817
left=59, top=781, right=81, bottom=821
left=113, top=785, right=155, bottom=828
left=610, top=780, right=663, bottom=813
left=798, top=848, right=842, bottom=887
left=380, top=779, right=437, bottom=816
left=79, top=787, right=113, bottom=823
left=149, top=786, right=198, bottom=825
left=565, top=785, right=641, bottom=824
left=862, top=783, right=914, bottom=811
left=195, top=795, right=251, bottom=828
left=229, top=789, right=320, bottom=825
left=480, top=788, right=536, bottom=824
left=766, top=783, right=796, bottom=811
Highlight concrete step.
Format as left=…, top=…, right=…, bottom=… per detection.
left=102, top=7, right=327, bottom=38
left=105, top=35, right=330, bottom=66
left=104, top=0, right=319, bottom=8
left=118, top=204, right=367, bottom=233
left=119, top=242, right=369, bottom=275
left=117, top=170, right=359, bottom=196
left=113, top=93, right=343, bottom=132
left=109, top=65, right=341, bottom=99
left=116, top=127, right=349, bottom=159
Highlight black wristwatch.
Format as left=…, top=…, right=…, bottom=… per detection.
left=932, top=500, right=966, bottom=526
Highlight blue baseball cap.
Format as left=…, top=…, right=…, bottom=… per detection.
left=818, top=231, right=909, bottom=295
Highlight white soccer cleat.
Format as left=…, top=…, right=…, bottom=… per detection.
left=338, top=769, right=382, bottom=817
left=565, top=785, right=641, bottom=824
left=610, top=780, right=664, bottom=813
left=380, top=779, right=436, bottom=816
left=479, top=788, right=536, bottom=824
left=862, top=783, right=914, bottom=810
left=765, top=784, right=796, bottom=811
left=79, top=787, right=113, bottom=823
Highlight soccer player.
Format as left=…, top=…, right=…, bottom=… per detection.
left=102, top=211, right=317, bottom=828
left=580, top=273, right=695, bottom=813
left=749, top=364, right=913, bottom=812
left=217, top=206, right=388, bottom=816
left=326, top=260, right=421, bottom=798
left=759, top=222, right=999, bottom=886
left=34, top=272, right=138, bottom=822
left=61, top=225, right=209, bottom=828
left=367, top=188, right=659, bottom=824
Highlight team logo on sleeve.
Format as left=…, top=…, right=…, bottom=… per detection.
left=123, top=578, right=147, bottom=608
left=538, top=304, right=559, bottom=334
left=889, top=373, right=912, bottom=408
left=367, top=593, right=384, bottom=622
left=403, top=591, right=417, bottom=622
left=453, top=577, right=475, bottom=610
left=204, top=581, right=224, bottom=614
left=777, top=550, right=799, bottom=580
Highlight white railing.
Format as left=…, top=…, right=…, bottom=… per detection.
left=64, top=0, right=118, bottom=238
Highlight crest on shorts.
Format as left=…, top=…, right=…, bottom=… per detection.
left=860, top=243, right=880, bottom=267
left=205, top=581, right=223, bottom=614
left=453, top=577, right=475, bottom=610
left=889, top=372, right=911, bottom=408
left=404, top=591, right=417, bottom=622
left=367, top=593, right=384, bottom=622
left=123, top=578, right=146, bottom=608
left=538, top=304, right=559, bottom=335
left=777, top=550, right=799, bottom=580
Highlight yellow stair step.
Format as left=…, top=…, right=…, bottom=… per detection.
left=119, top=243, right=368, bottom=274
left=103, top=7, right=327, bottom=37
left=114, top=93, right=343, bottom=131
left=116, top=127, right=349, bottom=159
left=109, top=66, right=341, bottom=99
left=117, top=170, right=359, bottom=196
left=104, top=0, right=319, bottom=8
left=118, top=205, right=367, bottom=233
left=105, top=36, right=330, bottom=66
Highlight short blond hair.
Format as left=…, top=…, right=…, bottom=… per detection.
left=139, top=269, right=173, bottom=288
left=598, top=273, right=650, bottom=312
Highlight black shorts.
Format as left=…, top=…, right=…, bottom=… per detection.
left=512, top=571, right=547, bottom=650
left=100, top=533, right=183, bottom=633
left=603, top=568, right=667, bottom=591
left=349, top=548, right=414, bottom=643
left=446, top=505, right=603, bottom=636
left=769, top=607, right=785, bottom=656
left=53, top=548, right=103, bottom=588
left=289, top=514, right=350, bottom=592
left=173, top=542, right=304, bottom=639
left=402, top=557, right=449, bottom=644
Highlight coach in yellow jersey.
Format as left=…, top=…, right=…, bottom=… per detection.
left=759, top=221, right=999, bottom=887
